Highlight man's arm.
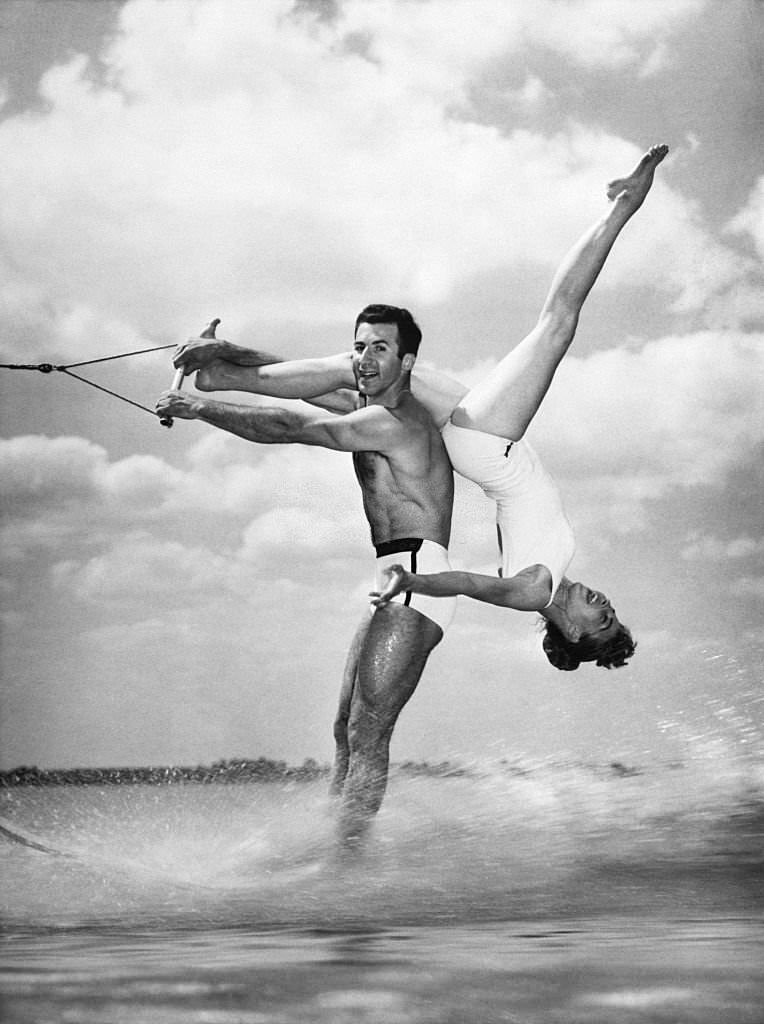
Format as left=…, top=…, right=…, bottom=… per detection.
left=370, top=564, right=552, bottom=612
left=155, top=391, right=403, bottom=452
left=175, top=334, right=469, bottom=425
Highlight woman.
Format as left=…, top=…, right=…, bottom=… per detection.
left=175, top=144, right=668, bottom=671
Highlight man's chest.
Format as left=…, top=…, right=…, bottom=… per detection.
left=353, top=449, right=389, bottom=488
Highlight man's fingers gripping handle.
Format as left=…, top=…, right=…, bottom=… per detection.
left=160, top=318, right=221, bottom=428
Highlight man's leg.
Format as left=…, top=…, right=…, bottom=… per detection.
left=452, top=145, right=667, bottom=440
left=329, top=609, right=372, bottom=797
left=337, top=603, right=443, bottom=846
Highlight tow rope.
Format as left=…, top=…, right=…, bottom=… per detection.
left=0, top=343, right=176, bottom=420
left=1, top=320, right=219, bottom=427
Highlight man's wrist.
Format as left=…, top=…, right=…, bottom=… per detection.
left=190, top=397, right=211, bottom=420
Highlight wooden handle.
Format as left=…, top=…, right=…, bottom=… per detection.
left=160, top=318, right=220, bottom=427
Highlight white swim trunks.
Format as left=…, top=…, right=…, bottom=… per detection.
left=374, top=538, right=457, bottom=635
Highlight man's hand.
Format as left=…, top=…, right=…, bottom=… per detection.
left=155, top=389, right=202, bottom=421
left=369, top=564, right=411, bottom=606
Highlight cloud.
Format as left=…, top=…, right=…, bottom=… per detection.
left=681, top=534, right=764, bottom=562
left=0, top=434, right=106, bottom=510
left=52, top=534, right=233, bottom=601
left=515, top=0, right=703, bottom=71
left=530, top=330, right=764, bottom=490
left=728, top=175, right=764, bottom=259
left=338, top=0, right=704, bottom=80
left=0, top=0, right=730, bottom=368
left=730, top=576, right=764, bottom=601
left=680, top=533, right=764, bottom=604
left=0, top=427, right=367, bottom=620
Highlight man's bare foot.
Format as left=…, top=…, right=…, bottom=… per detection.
left=606, top=143, right=668, bottom=204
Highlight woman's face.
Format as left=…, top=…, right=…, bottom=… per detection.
left=565, top=581, right=623, bottom=642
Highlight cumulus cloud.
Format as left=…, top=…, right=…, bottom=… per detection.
left=0, top=427, right=366, bottom=615
left=0, top=0, right=729, bottom=367
left=339, top=0, right=704, bottom=79
left=0, top=435, right=107, bottom=519
left=681, top=534, right=764, bottom=562
left=530, top=330, right=764, bottom=488
left=519, top=0, right=703, bottom=70
left=730, top=577, right=764, bottom=601
left=728, top=175, right=764, bottom=259
left=52, top=534, right=233, bottom=601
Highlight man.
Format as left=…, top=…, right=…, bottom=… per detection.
left=157, top=305, right=456, bottom=844
left=171, top=144, right=667, bottom=675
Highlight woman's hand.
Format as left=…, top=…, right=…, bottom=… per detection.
left=369, top=564, right=410, bottom=606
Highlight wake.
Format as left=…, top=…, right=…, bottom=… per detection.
left=1, top=755, right=762, bottom=930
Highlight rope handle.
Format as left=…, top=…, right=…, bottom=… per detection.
left=159, top=319, right=220, bottom=428
left=1, top=321, right=222, bottom=426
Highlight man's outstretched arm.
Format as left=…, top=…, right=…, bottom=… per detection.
left=155, top=390, right=402, bottom=452
left=173, top=328, right=470, bottom=426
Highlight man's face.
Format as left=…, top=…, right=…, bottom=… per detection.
left=353, top=322, right=404, bottom=396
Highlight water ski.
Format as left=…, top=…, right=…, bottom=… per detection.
left=0, top=817, right=69, bottom=857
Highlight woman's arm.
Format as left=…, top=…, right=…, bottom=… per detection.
left=371, top=564, right=552, bottom=612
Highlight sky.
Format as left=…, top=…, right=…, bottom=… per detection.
left=1, top=0, right=762, bottom=771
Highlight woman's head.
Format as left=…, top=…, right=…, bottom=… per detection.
left=542, top=580, right=636, bottom=671
left=541, top=618, right=636, bottom=671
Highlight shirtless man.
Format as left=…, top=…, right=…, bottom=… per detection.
left=170, top=144, right=668, bottom=673
left=157, top=305, right=455, bottom=845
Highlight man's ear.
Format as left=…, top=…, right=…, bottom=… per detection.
left=401, top=353, right=416, bottom=372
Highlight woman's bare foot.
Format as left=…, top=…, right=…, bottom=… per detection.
left=606, top=143, right=668, bottom=205
left=195, top=359, right=241, bottom=391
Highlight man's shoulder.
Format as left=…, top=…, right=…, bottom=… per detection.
left=387, top=390, right=434, bottom=419
left=393, top=392, right=444, bottom=436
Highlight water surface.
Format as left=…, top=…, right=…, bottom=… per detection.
left=2, top=752, right=762, bottom=1022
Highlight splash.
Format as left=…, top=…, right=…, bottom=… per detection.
left=2, top=742, right=762, bottom=932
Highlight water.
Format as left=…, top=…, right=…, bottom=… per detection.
left=1, top=752, right=763, bottom=1023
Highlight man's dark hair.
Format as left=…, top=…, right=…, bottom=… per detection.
left=355, top=304, right=422, bottom=358
left=541, top=619, right=637, bottom=671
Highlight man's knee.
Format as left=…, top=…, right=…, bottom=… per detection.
left=347, top=701, right=391, bottom=753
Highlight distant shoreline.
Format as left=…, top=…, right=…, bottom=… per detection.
left=0, top=757, right=330, bottom=787
left=0, top=757, right=648, bottom=787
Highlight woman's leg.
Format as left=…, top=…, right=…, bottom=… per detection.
left=451, top=145, right=667, bottom=440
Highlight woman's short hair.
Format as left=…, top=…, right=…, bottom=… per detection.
left=355, top=304, right=422, bottom=358
left=541, top=619, right=636, bottom=671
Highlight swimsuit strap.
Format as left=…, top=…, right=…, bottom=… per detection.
left=375, top=537, right=424, bottom=558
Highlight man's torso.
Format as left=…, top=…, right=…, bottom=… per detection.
left=353, top=393, right=453, bottom=547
